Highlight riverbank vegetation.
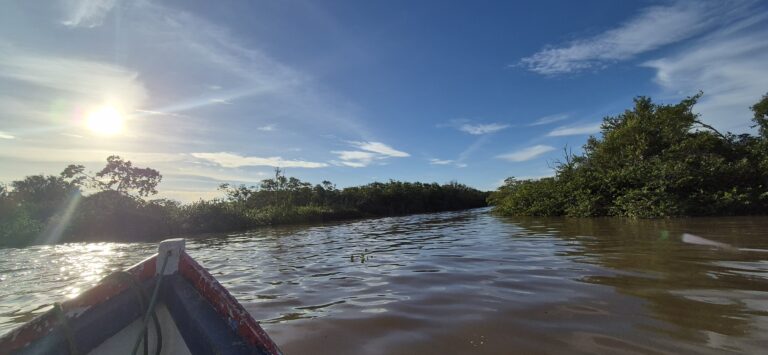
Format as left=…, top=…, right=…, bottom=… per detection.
left=0, top=159, right=487, bottom=247
left=489, top=93, right=768, bottom=218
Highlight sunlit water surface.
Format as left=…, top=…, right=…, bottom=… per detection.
left=1, top=208, right=767, bottom=354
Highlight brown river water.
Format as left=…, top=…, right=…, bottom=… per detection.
left=1, top=208, right=767, bottom=354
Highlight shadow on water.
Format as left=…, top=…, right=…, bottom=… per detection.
left=503, top=216, right=768, bottom=347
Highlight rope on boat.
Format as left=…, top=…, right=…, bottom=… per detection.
left=102, top=271, right=163, bottom=355
left=131, top=250, right=172, bottom=355
left=49, top=264, right=168, bottom=355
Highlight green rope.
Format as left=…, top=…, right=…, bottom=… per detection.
left=131, top=250, right=172, bottom=355
left=102, top=271, right=163, bottom=355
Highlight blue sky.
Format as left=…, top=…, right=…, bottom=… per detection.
left=1, top=0, right=767, bottom=201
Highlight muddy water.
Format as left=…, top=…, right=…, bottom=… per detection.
left=1, top=208, right=767, bottom=353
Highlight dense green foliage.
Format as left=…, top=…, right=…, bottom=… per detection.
left=489, top=93, right=768, bottom=218
left=0, top=162, right=487, bottom=247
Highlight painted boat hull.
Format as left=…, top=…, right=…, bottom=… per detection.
left=0, top=239, right=281, bottom=355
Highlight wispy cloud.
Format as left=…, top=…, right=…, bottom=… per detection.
left=643, top=9, right=768, bottom=132
left=60, top=0, right=118, bottom=28
left=350, top=141, right=409, bottom=157
left=429, top=158, right=454, bottom=165
left=332, top=141, right=409, bottom=167
left=0, top=44, right=147, bottom=115
left=0, top=0, right=378, bottom=198
left=459, top=123, right=509, bottom=135
left=451, top=134, right=493, bottom=168
left=529, top=114, right=569, bottom=126
left=56, top=0, right=371, bottom=141
left=131, top=7, right=368, bottom=137
left=519, top=1, right=725, bottom=75
left=0, top=131, right=14, bottom=139
left=497, top=145, right=555, bottom=162
left=134, top=109, right=187, bottom=118
left=209, top=98, right=232, bottom=105
left=428, top=158, right=467, bottom=168
left=547, top=122, right=601, bottom=137
left=192, top=152, right=328, bottom=168
left=257, top=124, right=277, bottom=131
left=331, top=150, right=377, bottom=168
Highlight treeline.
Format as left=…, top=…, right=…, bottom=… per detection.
left=489, top=93, right=768, bottom=218
left=0, top=160, right=487, bottom=247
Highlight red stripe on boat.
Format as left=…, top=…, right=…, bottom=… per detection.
left=178, top=252, right=281, bottom=355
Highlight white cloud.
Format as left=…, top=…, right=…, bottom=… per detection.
left=497, top=145, right=556, bottom=162
left=209, top=98, right=232, bottom=105
left=350, top=141, right=410, bottom=157
left=60, top=0, right=117, bottom=28
left=519, top=1, right=726, bottom=75
left=257, top=124, right=276, bottom=131
left=192, top=152, right=328, bottom=168
left=334, top=150, right=376, bottom=161
left=459, top=123, right=509, bottom=135
left=643, top=11, right=768, bottom=132
left=529, top=114, right=568, bottom=126
left=331, top=150, right=376, bottom=167
left=332, top=141, right=409, bottom=167
left=134, top=109, right=188, bottom=118
left=547, top=123, right=602, bottom=137
left=0, top=131, right=14, bottom=139
left=429, top=159, right=454, bottom=165
left=331, top=151, right=379, bottom=168
left=337, top=161, right=367, bottom=168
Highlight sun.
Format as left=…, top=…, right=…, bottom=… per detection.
left=86, top=105, right=124, bottom=135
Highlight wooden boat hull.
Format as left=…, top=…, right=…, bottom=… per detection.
left=0, top=239, right=281, bottom=355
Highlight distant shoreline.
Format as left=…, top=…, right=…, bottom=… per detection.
left=1, top=167, right=488, bottom=248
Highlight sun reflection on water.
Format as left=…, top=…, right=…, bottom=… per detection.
left=0, top=241, right=154, bottom=335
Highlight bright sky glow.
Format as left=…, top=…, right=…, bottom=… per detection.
left=86, top=106, right=124, bottom=135
left=0, top=0, right=767, bottom=201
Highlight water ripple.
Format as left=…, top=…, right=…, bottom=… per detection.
left=1, top=209, right=767, bottom=353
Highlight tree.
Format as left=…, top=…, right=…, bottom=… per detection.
left=9, top=175, right=79, bottom=220
left=751, top=93, right=768, bottom=186
left=97, top=156, right=162, bottom=197
left=752, top=92, right=768, bottom=139
left=489, top=93, right=768, bottom=218
left=62, top=156, right=162, bottom=198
